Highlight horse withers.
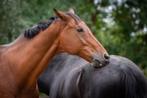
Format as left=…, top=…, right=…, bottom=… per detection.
left=38, top=53, right=147, bottom=98
left=0, top=9, right=109, bottom=98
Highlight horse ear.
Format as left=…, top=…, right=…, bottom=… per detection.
left=54, top=9, right=69, bottom=21
left=68, top=8, right=75, bottom=14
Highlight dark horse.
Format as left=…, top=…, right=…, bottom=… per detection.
left=38, top=53, right=147, bottom=98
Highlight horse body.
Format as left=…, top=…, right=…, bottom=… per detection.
left=38, top=53, right=88, bottom=95
left=0, top=49, right=17, bottom=98
left=38, top=53, right=147, bottom=98
left=0, top=26, right=60, bottom=98
left=0, top=9, right=109, bottom=98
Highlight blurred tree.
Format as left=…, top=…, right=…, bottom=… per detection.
left=0, top=0, right=20, bottom=43
left=91, top=0, right=147, bottom=69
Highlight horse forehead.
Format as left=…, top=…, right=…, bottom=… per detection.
left=66, top=14, right=91, bottom=33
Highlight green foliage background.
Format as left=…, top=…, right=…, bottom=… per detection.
left=0, top=0, right=147, bottom=76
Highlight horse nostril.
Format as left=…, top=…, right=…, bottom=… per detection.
left=104, top=54, right=110, bottom=60
left=104, top=60, right=109, bottom=65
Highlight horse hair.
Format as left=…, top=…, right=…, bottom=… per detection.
left=24, top=12, right=82, bottom=39
left=79, top=56, right=147, bottom=98
left=24, top=16, right=57, bottom=38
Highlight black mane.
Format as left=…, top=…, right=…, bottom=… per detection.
left=24, top=16, right=57, bottom=38
left=83, top=56, right=147, bottom=98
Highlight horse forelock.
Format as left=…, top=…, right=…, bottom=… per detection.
left=24, top=16, right=57, bottom=39
left=66, top=13, right=81, bottom=23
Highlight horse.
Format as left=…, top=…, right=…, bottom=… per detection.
left=0, top=9, right=109, bottom=98
left=38, top=53, right=147, bottom=98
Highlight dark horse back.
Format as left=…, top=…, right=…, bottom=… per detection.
left=79, top=55, right=147, bottom=98
left=38, top=53, right=88, bottom=95
left=38, top=53, right=147, bottom=98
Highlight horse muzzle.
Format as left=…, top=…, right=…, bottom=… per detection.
left=91, top=53, right=110, bottom=68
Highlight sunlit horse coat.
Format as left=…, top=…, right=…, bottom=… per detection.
left=38, top=53, right=147, bottom=98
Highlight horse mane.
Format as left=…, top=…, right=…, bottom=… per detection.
left=88, top=56, right=147, bottom=98
left=24, top=16, right=57, bottom=38
left=118, top=63, right=147, bottom=98
left=24, top=13, right=81, bottom=39
left=98, top=67, right=147, bottom=98
left=67, top=13, right=81, bottom=23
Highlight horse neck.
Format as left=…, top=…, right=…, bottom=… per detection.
left=1, top=21, right=64, bottom=89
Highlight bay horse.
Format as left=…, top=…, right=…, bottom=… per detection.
left=38, top=53, right=147, bottom=98
left=0, top=9, right=109, bottom=98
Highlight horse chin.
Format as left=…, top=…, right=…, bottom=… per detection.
left=91, top=58, right=109, bottom=68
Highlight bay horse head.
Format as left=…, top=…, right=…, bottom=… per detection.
left=52, top=9, right=109, bottom=66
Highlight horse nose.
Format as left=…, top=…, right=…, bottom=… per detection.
left=103, top=59, right=109, bottom=65
left=103, top=53, right=110, bottom=65
left=104, top=53, right=110, bottom=60
left=91, top=53, right=110, bottom=68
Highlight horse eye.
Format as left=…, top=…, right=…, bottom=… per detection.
left=77, top=28, right=84, bottom=32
